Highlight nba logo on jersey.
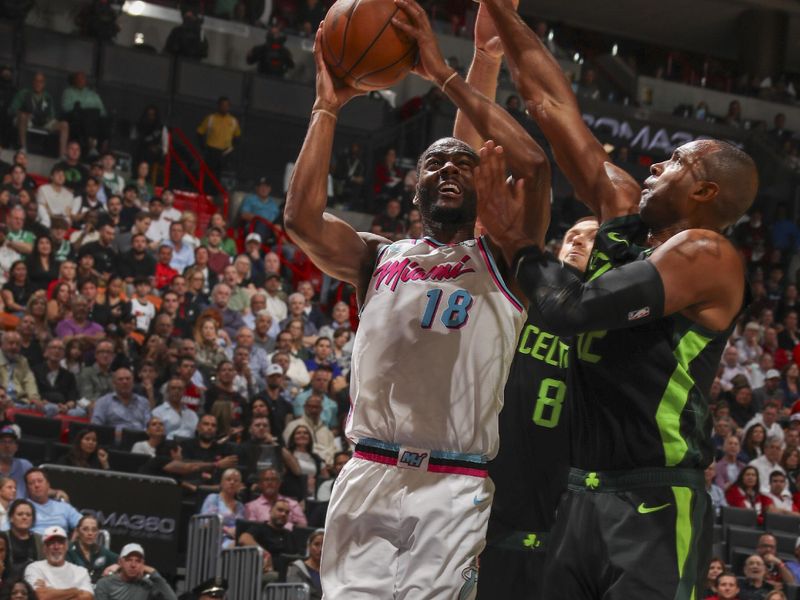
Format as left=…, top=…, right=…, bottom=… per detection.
left=397, top=447, right=430, bottom=470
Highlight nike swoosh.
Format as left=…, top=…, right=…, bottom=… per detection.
left=637, top=502, right=671, bottom=514
left=473, top=495, right=490, bottom=506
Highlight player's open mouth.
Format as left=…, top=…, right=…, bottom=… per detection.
left=438, top=181, right=462, bottom=199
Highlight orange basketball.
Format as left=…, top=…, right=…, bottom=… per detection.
left=321, top=0, right=418, bottom=91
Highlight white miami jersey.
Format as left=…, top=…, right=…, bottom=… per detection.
left=347, top=236, right=526, bottom=459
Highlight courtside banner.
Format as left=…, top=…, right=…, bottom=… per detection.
left=42, top=464, right=182, bottom=575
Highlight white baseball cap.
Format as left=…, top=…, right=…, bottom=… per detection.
left=766, top=369, right=781, bottom=379
left=120, top=543, right=145, bottom=558
left=42, top=526, right=67, bottom=543
left=245, top=233, right=262, bottom=244
left=266, top=364, right=283, bottom=377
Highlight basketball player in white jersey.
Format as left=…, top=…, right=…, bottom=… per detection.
left=285, top=3, right=549, bottom=596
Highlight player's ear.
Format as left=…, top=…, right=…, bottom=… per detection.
left=689, top=180, right=719, bottom=205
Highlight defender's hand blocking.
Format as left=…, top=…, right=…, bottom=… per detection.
left=392, top=0, right=452, bottom=84
left=312, top=26, right=363, bottom=112
left=473, top=0, right=517, bottom=59
left=475, top=141, right=533, bottom=264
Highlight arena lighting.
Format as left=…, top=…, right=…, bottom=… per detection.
left=134, top=32, right=144, bottom=44
left=547, top=30, right=554, bottom=41
left=612, top=43, right=618, bottom=56
left=573, top=52, right=580, bottom=62
left=127, top=0, right=146, bottom=15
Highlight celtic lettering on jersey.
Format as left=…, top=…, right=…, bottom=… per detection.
left=372, top=256, right=476, bottom=292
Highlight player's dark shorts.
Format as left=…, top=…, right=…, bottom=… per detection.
left=542, top=467, right=711, bottom=600
left=477, top=525, right=548, bottom=599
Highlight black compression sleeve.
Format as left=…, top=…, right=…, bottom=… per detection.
left=512, top=245, right=665, bottom=337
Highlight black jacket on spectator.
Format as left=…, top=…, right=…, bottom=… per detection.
left=19, top=337, right=43, bottom=366
left=32, top=364, right=79, bottom=405
left=79, top=241, right=117, bottom=276
left=243, top=522, right=299, bottom=559
left=164, top=15, right=208, bottom=59
left=118, top=249, right=156, bottom=280
left=247, top=36, right=294, bottom=77
left=88, top=302, right=111, bottom=327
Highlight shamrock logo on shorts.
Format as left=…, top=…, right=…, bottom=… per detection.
left=585, top=472, right=600, bottom=489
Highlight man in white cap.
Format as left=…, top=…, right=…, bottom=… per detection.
left=24, top=525, right=93, bottom=599
left=94, top=543, right=177, bottom=600
left=753, top=368, right=786, bottom=412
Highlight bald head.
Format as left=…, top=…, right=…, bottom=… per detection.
left=697, top=141, right=758, bottom=228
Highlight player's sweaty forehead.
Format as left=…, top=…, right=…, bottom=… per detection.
left=419, top=138, right=479, bottom=169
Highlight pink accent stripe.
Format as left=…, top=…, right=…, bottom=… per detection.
left=428, top=464, right=488, bottom=478
left=477, top=239, right=524, bottom=313
left=422, top=238, right=440, bottom=248
left=354, top=450, right=396, bottom=466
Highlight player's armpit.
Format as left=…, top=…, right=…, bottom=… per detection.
left=513, top=245, right=665, bottom=337
left=649, top=229, right=745, bottom=331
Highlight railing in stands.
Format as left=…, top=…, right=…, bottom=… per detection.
left=163, top=126, right=229, bottom=221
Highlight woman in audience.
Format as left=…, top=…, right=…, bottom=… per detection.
left=76, top=253, right=98, bottom=282
left=183, top=267, right=210, bottom=315
left=46, top=282, right=73, bottom=326
left=132, top=161, right=154, bottom=202
left=331, top=328, right=352, bottom=376
left=199, top=468, right=244, bottom=549
left=194, top=315, right=230, bottom=376
left=233, top=255, right=256, bottom=288
left=131, top=417, right=166, bottom=457
left=3, top=499, right=43, bottom=577
left=2, top=261, right=33, bottom=315
left=205, top=361, right=248, bottom=438
left=0, top=578, right=35, bottom=600
left=101, top=275, right=129, bottom=325
left=56, top=430, right=110, bottom=470
left=766, top=591, right=788, bottom=600
left=0, top=479, right=15, bottom=531
left=25, top=236, right=58, bottom=293
left=65, top=515, right=118, bottom=583
left=702, top=557, right=725, bottom=599
left=783, top=448, right=800, bottom=494
left=725, top=466, right=766, bottom=522
left=714, top=435, right=745, bottom=490
left=782, top=363, right=800, bottom=407
left=46, top=260, right=77, bottom=298
left=182, top=211, right=200, bottom=250
left=23, top=293, right=50, bottom=343
left=739, top=424, right=767, bottom=463
left=284, top=423, right=328, bottom=500
left=60, top=339, right=83, bottom=375
left=286, top=318, right=312, bottom=357
left=286, top=529, right=324, bottom=600
left=133, top=360, right=161, bottom=409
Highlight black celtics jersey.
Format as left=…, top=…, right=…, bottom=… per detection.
left=488, top=306, right=571, bottom=532
left=569, top=215, right=732, bottom=471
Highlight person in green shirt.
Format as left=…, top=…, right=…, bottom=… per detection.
left=9, top=72, right=69, bottom=157
left=65, top=515, right=119, bottom=583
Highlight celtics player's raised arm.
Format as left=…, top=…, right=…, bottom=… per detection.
left=479, top=0, right=638, bottom=223
left=284, top=27, right=391, bottom=291
left=393, top=0, right=550, bottom=249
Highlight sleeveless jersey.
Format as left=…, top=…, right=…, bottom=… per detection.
left=569, top=215, right=731, bottom=471
left=347, top=236, right=526, bottom=457
left=488, top=315, right=570, bottom=532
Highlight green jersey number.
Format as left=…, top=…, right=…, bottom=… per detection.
left=532, top=378, right=566, bottom=428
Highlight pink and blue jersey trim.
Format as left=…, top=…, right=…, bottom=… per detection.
left=354, top=437, right=489, bottom=478
left=477, top=237, right=524, bottom=312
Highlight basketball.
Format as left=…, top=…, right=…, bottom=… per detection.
left=321, top=0, right=418, bottom=91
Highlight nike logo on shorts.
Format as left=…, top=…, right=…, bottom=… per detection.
left=637, top=502, right=671, bottom=514
left=473, top=494, right=490, bottom=506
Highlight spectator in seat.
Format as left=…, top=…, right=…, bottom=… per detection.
left=8, top=72, right=68, bottom=158
left=333, top=142, right=365, bottom=209
left=244, top=468, right=306, bottom=530
left=0, top=476, right=16, bottom=528
left=751, top=436, right=786, bottom=493
left=730, top=380, right=756, bottom=429
left=292, top=367, right=337, bottom=429
left=280, top=293, right=318, bottom=338
left=196, top=97, right=240, bottom=182
left=778, top=312, right=800, bottom=352
left=55, top=295, right=105, bottom=355
left=785, top=538, right=800, bottom=583
left=65, top=515, right=117, bottom=584
left=61, top=71, right=107, bottom=157
left=316, top=451, right=350, bottom=502
left=118, top=233, right=156, bottom=284
left=6, top=207, right=33, bottom=257
left=370, top=197, right=406, bottom=242
left=133, top=105, right=165, bottom=173
left=76, top=339, right=114, bottom=405
left=247, top=24, right=294, bottom=78
left=740, top=554, right=775, bottom=599
left=256, top=364, right=295, bottom=438
left=373, top=148, right=402, bottom=197
left=704, top=558, right=726, bottom=598
left=756, top=533, right=796, bottom=587
left=94, top=543, right=177, bottom=600
left=0, top=331, right=40, bottom=410
left=285, top=394, right=335, bottom=466
left=706, top=462, right=727, bottom=518
left=263, top=269, right=288, bottom=323
left=130, top=417, right=166, bottom=458
left=36, top=167, right=76, bottom=226
left=283, top=421, right=329, bottom=499
left=91, top=367, right=150, bottom=431
left=3, top=499, right=43, bottom=578
left=164, top=7, right=208, bottom=60
left=721, top=346, right=751, bottom=392
left=55, top=429, right=109, bottom=470
left=754, top=370, right=786, bottom=414
left=239, top=178, right=280, bottom=242
left=303, top=337, right=342, bottom=379
left=763, top=470, right=798, bottom=516
left=209, top=284, right=245, bottom=339
left=154, top=245, right=178, bottom=291
left=715, top=435, right=745, bottom=490
left=204, top=361, right=248, bottom=437
left=199, top=467, right=245, bottom=549
left=709, top=572, right=740, bottom=600
left=203, top=227, right=232, bottom=277
left=54, top=141, right=88, bottom=196
left=24, top=469, right=81, bottom=535
left=740, top=424, right=767, bottom=463
left=238, top=499, right=300, bottom=578
left=164, top=222, right=194, bottom=274
left=725, top=466, right=766, bottom=520
left=23, top=525, right=92, bottom=599
left=33, top=339, right=79, bottom=418
left=286, top=528, right=323, bottom=600
left=0, top=427, right=31, bottom=499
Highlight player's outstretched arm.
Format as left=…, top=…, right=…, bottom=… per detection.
left=476, top=143, right=745, bottom=334
left=284, top=27, right=390, bottom=289
left=393, top=0, right=550, bottom=247
left=480, top=0, right=639, bottom=222
left=451, top=2, right=513, bottom=150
